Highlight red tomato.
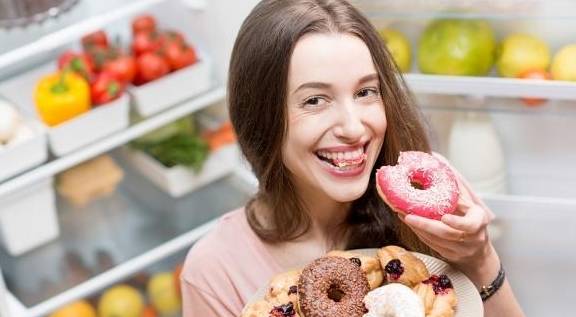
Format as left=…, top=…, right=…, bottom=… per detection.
left=57, top=51, right=94, bottom=81
left=90, top=72, right=124, bottom=106
left=81, top=30, right=109, bottom=50
left=132, top=15, right=156, bottom=35
left=518, top=69, right=552, bottom=107
left=85, top=45, right=120, bottom=72
left=132, top=32, right=162, bottom=56
left=163, top=42, right=197, bottom=71
left=135, top=53, right=170, bottom=85
left=160, top=30, right=185, bottom=46
left=102, top=55, right=136, bottom=83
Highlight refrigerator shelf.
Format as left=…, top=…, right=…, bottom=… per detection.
left=0, top=87, right=226, bottom=199
left=0, top=165, right=255, bottom=316
left=417, top=93, right=576, bottom=117
left=353, top=0, right=576, bottom=20
left=0, top=0, right=207, bottom=71
left=405, top=73, right=576, bottom=102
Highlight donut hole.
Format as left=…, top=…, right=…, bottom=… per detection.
left=410, top=180, right=426, bottom=190
left=327, top=284, right=345, bottom=302
left=409, top=170, right=432, bottom=190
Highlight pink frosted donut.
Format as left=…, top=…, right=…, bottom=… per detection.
left=376, top=151, right=459, bottom=220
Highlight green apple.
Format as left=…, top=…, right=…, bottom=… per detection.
left=551, top=44, right=576, bottom=81
left=418, top=19, right=496, bottom=76
left=379, top=28, right=412, bottom=73
left=496, top=33, right=551, bottom=78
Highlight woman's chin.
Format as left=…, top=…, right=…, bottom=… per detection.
left=322, top=182, right=369, bottom=202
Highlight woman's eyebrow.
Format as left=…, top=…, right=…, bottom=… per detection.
left=292, top=73, right=379, bottom=95
left=293, top=82, right=331, bottom=94
left=358, top=73, right=379, bottom=85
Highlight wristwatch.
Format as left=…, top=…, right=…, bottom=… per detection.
left=479, top=263, right=505, bottom=301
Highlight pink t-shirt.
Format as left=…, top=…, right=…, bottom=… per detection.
left=181, top=208, right=283, bottom=317
left=180, top=154, right=492, bottom=316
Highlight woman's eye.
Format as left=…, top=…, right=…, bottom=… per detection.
left=302, top=96, right=327, bottom=107
left=356, top=88, right=379, bottom=98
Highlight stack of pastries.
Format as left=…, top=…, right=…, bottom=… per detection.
left=241, top=245, right=458, bottom=317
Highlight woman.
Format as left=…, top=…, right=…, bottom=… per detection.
left=181, top=0, right=524, bottom=316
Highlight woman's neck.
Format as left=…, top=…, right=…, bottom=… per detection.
left=297, top=185, right=351, bottom=250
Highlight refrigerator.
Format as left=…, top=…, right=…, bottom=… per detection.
left=0, top=0, right=574, bottom=316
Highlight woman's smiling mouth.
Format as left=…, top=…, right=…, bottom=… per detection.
left=315, top=142, right=370, bottom=176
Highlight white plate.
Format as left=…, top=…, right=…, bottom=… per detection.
left=250, top=248, right=483, bottom=317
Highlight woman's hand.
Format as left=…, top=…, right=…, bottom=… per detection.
left=397, top=177, right=496, bottom=272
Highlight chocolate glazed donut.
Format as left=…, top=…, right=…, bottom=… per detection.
left=298, top=256, right=370, bottom=317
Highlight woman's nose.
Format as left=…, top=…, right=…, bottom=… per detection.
left=333, top=101, right=366, bottom=141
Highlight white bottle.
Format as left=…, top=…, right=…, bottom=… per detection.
left=447, top=98, right=508, bottom=194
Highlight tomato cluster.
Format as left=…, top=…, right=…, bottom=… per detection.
left=129, top=15, right=198, bottom=85
left=57, top=14, right=198, bottom=106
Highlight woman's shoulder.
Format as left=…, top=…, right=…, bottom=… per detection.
left=181, top=207, right=276, bottom=284
left=181, top=207, right=280, bottom=313
left=182, top=208, right=248, bottom=274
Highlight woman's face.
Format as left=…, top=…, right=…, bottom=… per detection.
left=283, top=33, right=387, bottom=204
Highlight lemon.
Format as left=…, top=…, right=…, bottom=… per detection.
left=49, top=300, right=96, bottom=317
left=496, top=33, right=550, bottom=78
left=379, top=28, right=412, bottom=72
left=147, top=272, right=182, bottom=316
left=551, top=44, right=576, bottom=81
left=98, top=285, right=144, bottom=317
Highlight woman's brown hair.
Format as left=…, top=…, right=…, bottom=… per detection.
left=228, top=0, right=434, bottom=254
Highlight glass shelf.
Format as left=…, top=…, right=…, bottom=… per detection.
left=0, top=87, right=226, bottom=198
left=352, top=0, right=576, bottom=20
left=0, top=155, right=253, bottom=308
left=0, top=0, right=164, bottom=68
left=416, top=94, right=576, bottom=117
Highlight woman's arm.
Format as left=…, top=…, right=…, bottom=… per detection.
left=398, top=176, right=525, bottom=317
left=457, top=243, right=524, bottom=317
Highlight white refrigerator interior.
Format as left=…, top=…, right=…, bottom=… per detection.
left=0, top=0, right=574, bottom=316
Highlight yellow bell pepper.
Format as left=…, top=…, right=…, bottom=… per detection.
left=34, top=71, right=90, bottom=127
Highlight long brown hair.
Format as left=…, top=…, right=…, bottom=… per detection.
left=228, top=0, right=434, bottom=254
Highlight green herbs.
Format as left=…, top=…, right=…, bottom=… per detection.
left=132, top=117, right=209, bottom=170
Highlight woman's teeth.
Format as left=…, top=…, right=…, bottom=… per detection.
left=316, top=148, right=367, bottom=168
left=317, top=148, right=364, bottom=161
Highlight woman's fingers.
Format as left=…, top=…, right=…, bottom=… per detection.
left=441, top=205, right=487, bottom=233
left=403, top=214, right=464, bottom=242
left=454, top=177, right=476, bottom=216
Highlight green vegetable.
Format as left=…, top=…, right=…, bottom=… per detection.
left=134, top=133, right=209, bottom=170
left=134, top=117, right=195, bottom=145
left=131, top=116, right=209, bottom=170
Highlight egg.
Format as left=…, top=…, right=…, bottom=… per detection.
left=0, top=100, right=21, bottom=143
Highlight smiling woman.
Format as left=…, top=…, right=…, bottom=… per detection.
left=179, top=1, right=524, bottom=317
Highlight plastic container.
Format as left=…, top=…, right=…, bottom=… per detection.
left=0, top=119, right=48, bottom=182
left=129, top=58, right=212, bottom=117
left=0, top=64, right=130, bottom=156
left=120, top=144, right=239, bottom=197
left=47, top=94, right=129, bottom=156
left=0, top=177, right=58, bottom=256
